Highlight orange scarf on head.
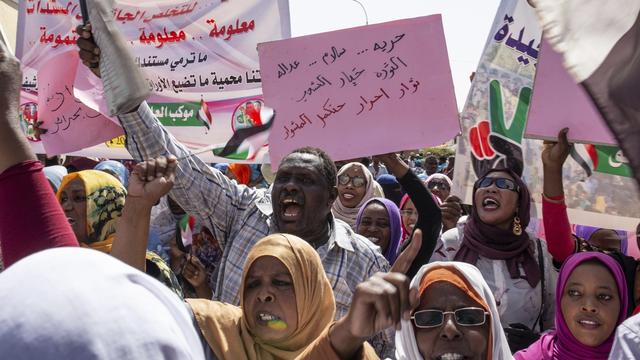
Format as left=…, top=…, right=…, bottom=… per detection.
left=419, top=267, right=494, bottom=360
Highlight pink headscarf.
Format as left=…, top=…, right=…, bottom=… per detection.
left=515, top=252, right=628, bottom=360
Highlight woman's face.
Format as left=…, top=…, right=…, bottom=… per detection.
left=401, top=199, right=418, bottom=232
left=58, top=178, right=87, bottom=243
left=244, top=256, right=298, bottom=342
left=589, top=229, right=622, bottom=253
left=561, top=262, right=621, bottom=347
left=358, top=202, right=391, bottom=253
left=414, top=281, right=489, bottom=360
left=337, top=166, right=367, bottom=208
left=428, top=179, right=451, bottom=203
left=473, top=171, right=519, bottom=230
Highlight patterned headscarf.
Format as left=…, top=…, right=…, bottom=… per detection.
left=57, top=170, right=127, bottom=253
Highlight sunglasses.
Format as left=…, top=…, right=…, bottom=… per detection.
left=477, top=176, right=519, bottom=192
left=338, top=174, right=366, bottom=187
left=427, top=181, right=450, bottom=191
left=411, top=307, right=489, bottom=328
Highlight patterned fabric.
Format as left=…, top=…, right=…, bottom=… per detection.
left=118, top=102, right=392, bottom=354
left=145, top=250, right=184, bottom=299
left=57, top=170, right=127, bottom=252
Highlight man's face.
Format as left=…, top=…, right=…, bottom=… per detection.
left=272, top=153, right=337, bottom=237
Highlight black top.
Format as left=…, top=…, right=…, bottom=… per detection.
left=397, top=170, right=442, bottom=279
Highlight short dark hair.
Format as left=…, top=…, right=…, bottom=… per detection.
left=287, top=147, right=337, bottom=190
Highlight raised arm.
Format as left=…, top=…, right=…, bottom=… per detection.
left=377, top=153, right=442, bottom=278
left=297, top=272, right=416, bottom=360
left=541, top=128, right=575, bottom=263
left=112, top=156, right=177, bottom=271
left=76, top=25, right=257, bottom=247
left=0, top=41, right=77, bottom=267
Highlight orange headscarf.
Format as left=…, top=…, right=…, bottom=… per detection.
left=418, top=266, right=493, bottom=360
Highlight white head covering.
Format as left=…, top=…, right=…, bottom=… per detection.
left=395, top=261, right=513, bottom=360
left=0, top=247, right=205, bottom=360
left=332, top=162, right=377, bottom=229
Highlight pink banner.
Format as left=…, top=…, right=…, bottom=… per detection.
left=526, top=40, right=616, bottom=145
left=258, top=14, right=459, bottom=167
left=37, top=51, right=123, bottom=154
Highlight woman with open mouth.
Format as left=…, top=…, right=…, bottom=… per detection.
left=395, top=262, right=512, bottom=360
left=515, top=252, right=628, bottom=360
left=430, top=168, right=557, bottom=352
left=187, top=233, right=379, bottom=359
left=332, top=162, right=380, bottom=230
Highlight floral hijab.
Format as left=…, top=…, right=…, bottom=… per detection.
left=57, top=170, right=126, bottom=252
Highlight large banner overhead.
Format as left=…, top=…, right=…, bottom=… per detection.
left=16, top=0, right=290, bottom=162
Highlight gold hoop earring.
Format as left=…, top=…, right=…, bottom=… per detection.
left=513, top=216, right=523, bottom=236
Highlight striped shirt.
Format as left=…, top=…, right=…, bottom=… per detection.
left=117, top=101, right=390, bottom=319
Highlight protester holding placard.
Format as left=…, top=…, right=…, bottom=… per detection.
left=540, top=128, right=640, bottom=315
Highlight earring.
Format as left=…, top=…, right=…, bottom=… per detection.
left=512, top=216, right=523, bottom=236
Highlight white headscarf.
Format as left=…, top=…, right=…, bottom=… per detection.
left=0, top=247, right=205, bottom=360
left=395, top=261, right=513, bottom=360
left=332, top=162, right=377, bottom=229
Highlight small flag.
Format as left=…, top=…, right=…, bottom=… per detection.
left=179, top=215, right=196, bottom=248
left=198, top=98, right=213, bottom=130
left=571, top=143, right=632, bottom=178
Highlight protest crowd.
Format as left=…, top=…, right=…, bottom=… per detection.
left=3, top=0, right=640, bottom=359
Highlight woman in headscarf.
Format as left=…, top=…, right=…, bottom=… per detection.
left=425, top=173, right=453, bottom=203
left=188, top=233, right=347, bottom=360
left=94, top=160, right=130, bottom=187
left=332, top=162, right=378, bottom=230
left=431, top=168, right=557, bottom=352
left=355, top=198, right=402, bottom=265
left=541, top=128, right=639, bottom=314
left=395, top=262, right=512, bottom=360
left=0, top=248, right=205, bottom=360
left=373, top=154, right=442, bottom=280
left=515, top=252, right=628, bottom=360
left=43, top=165, right=67, bottom=193
left=56, top=170, right=183, bottom=297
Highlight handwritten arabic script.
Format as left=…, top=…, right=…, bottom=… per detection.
left=259, top=14, right=459, bottom=167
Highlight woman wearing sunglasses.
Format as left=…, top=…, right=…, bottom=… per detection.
left=431, top=168, right=557, bottom=353
left=332, top=162, right=382, bottom=230
left=396, top=262, right=512, bottom=360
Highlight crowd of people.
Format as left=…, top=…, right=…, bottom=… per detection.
left=1, top=21, right=640, bottom=360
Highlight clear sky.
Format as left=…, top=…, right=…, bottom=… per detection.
left=289, top=0, right=501, bottom=110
